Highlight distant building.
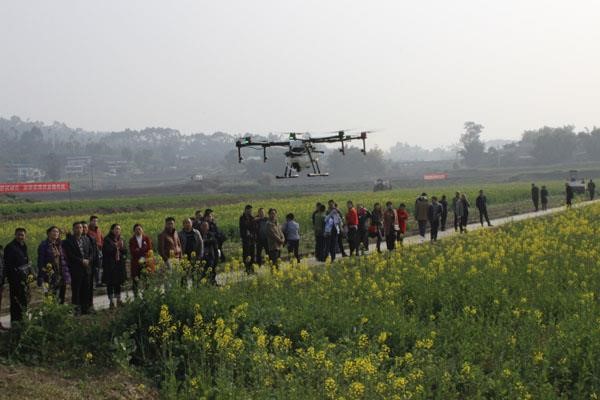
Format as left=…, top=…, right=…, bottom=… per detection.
left=4, top=163, right=46, bottom=182
left=64, top=156, right=92, bottom=176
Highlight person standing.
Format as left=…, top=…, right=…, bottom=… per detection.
left=345, top=201, right=359, bottom=256
left=396, top=203, right=410, bottom=244
left=129, top=224, right=153, bottom=297
left=37, top=226, right=70, bottom=304
left=3, top=228, right=31, bottom=323
left=311, top=202, right=322, bottom=227
left=239, top=205, right=256, bottom=273
left=313, top=204, right=327, bottom=261
left=588, top=179, right=596, bottom=201
left=180, top=218, right=203, bottom=261
left=255, top=208, right=269, bottom=265
left=87, top=216, right=104, bottom=288
left=460, top=193, right=470, bottom=233
left=158, top=217, right=182, bottom=263
left=383, top=201, right=399, bottom=251
left=414, top=193, right=430, bottom=243
left=192, top=209, right=204, bottom=231
left=531, top=183, right=540, bottom=212
left=266, top=208, right=286, bottom=265
left=199, top=222, right=218, bottom=284
left=334, top=202, right=348, bottom=257
left=205, top=209, right=227, bottom=263
left=475, top=190, right=492, bottom=227
left=0, top=245, right=5, bottom=330
left=370, top=203, right=384, bottom=253
left=282, top=213, right=301, bottom=262
left=324, top=205, right=341, bottom=261
left=81, top=221, right=100, bottom=313
left=357, top=204, right=371, bottom=254
left=63, top=222, right=92, bottom=315
left=102, top=224, right=127, bottom=309
left=439, top=195, right=448, bottom=231
left=428, top=196, right=443, bottom=242
left=566, top=183, right=574, bottom=208
left=451, top=192, right=461, bottom=232
left=540, top=186, right=549, bottom=211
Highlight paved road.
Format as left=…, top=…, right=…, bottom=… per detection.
left=2, top=200, right=596, bottom=329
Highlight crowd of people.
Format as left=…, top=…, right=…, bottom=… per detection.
left=0, top=181, right=596, bottom=328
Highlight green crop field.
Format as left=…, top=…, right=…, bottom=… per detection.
left=3, top=199, right=600, bottom=399
left=0, top=181, right=573, bottom=265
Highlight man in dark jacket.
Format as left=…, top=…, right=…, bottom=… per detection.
left=427, top=197, right=443, bottom=242
left=0, top=244, right=6, bottom=330
left=82, top=221, right=99, bottom=312
left=475, top=190, right=492, bottom=227
left=239, top=204, right=256, bottom=273
left=255, top=208, right=269, bottom=265
left=414, top=193, right=430, bottom=243
left=3, top=228, right=30, bottom=323
left=199, top=222, right=218, bottom=285
left=62, top=222, right=92, bottom=315
left=439, top=195, right=448, bottom=231
left=588, top=179, right=596, bottom=201
left=531, top=183, right=540, bottom=211
left=540, top=186, right=549, bottom=210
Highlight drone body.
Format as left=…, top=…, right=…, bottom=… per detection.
left=235, top=131, right=370, bottom=179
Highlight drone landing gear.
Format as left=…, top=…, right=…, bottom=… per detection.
left=276, top=165, right=300, bottom=179
left=307, top=173, right=329, bottom=177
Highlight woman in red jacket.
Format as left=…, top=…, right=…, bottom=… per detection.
left=129, top=223, right=153, bottom=298
left=396, top=203, right=410, bottom=244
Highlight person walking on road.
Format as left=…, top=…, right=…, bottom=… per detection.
left=588, top=179, right=596, bottom=201
left=428, top=196, right=443, bottom=242
left=531, top=183, right=540, bottom=211
left=540, top=186, right=549, bottom=211
left=566, top=183, right=574, bottom=208
left=475, top=190, right=492, bottom=227
left=414, top=193, right=430, bottom=243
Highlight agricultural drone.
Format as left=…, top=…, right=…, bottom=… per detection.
left=235, top=131, right=372, bottom=179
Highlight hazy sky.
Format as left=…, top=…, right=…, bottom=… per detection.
left=1, top=0, right=599, bottom=149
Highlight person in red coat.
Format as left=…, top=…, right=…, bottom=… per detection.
left=129, top=224, right=153, bottom=297
left=396, top=203, right=410, bottom=244
left=345, top=201, right=360, bottom=256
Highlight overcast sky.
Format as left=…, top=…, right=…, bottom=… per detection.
left=1, top=0, right=599, bottom=149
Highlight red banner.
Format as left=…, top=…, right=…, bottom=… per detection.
left=423, top=173, right=448, bottom=181
left=0, top=182, right=71, bottom=193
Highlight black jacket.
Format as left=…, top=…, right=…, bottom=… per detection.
left=3, top=240, right=29, bottom=277
left=239, top=214, right=256, bottom=243
left=476, top=195, right=487, bottom=210
left=62, top=234, right=92, bottom=274
left=102, top=235, right=127, bottom=285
